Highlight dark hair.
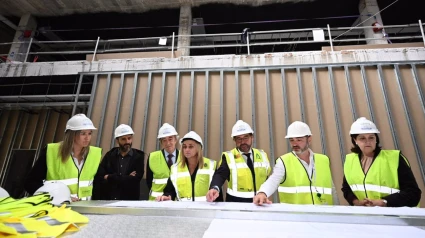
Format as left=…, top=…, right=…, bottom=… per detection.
left=350, top=133, right=382, bottom=154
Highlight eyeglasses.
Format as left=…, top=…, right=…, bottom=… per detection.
left=234, top=136, right=251, bottom=143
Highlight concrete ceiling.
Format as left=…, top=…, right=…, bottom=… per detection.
left=0, top=0, right=311, bottom=17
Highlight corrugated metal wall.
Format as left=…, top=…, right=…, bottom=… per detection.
left=1, top=62, right=424, bottom=206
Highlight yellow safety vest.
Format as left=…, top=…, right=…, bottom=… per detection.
left=148, top=150, right=179, bottom=200
left=169, top=158, right=216, bottom=202
left=223, top=148, right=270, bottom=199
left=344, top=150, right=401, bottom=201
left=0, top=194, right=89, bottom=237
left=46, top=143, right=101, bottom=200
left=278, top=153, right=333, bottom=205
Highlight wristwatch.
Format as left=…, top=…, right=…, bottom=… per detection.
left=382, top=199, right=388, bottom=206
left=211, top=185, right=220, bottom=193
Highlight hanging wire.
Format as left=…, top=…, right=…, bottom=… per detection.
left=333, top=0, right=399, bottom=40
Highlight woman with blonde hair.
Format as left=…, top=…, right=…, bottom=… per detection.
left=156, top=131, right=216, bottom=202
left=25, top=114, right=102, bottom=202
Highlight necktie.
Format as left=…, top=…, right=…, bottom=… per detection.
left=167, top=154, right=173, bottom=168
left=244, top=153, right=256, bottom=194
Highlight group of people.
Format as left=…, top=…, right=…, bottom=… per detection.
left=23, top=113, right=422, bottom=207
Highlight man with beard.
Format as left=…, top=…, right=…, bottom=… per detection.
left=206, top=120, right=271, bottom=203
left=253, top=121, right=337, bottom=205
left=93, top=124, right=144, bottom=200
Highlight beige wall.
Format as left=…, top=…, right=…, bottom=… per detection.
left=1, top=63, right=424, bottom=206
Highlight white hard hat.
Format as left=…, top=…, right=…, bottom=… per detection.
left=285, top=121, right=312, bottom=138
left=350, top=117, right=380, bottom=134
left=180, top=131, right=203, bottom=148
left=157, top=123, right=178, bottom=139
left=34, top=181, right=71, bottom=206
left=65, top=114, right=97, bottom=132
left=231, top=120, right=254, bottom=138
left=0, top=187, right=9, bottom=198
left=115, top=124, right=134, bottom=138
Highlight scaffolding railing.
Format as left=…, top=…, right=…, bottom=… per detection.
left=0, top=20, right=424, bottom=63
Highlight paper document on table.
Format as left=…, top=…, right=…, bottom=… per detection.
left=203, top=219, right=425, bottom=238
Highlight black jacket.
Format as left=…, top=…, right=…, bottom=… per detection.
left=341, top=149, right=421, bottom=207
left=25, top=146, right=49, bottom=195
left=93, top=148, right=144, bottom=200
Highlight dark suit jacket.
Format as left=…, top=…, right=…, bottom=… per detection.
left=93, top=148, right=144, bottom=200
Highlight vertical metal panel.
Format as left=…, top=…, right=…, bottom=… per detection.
left=141, top=73, right=152, bottom=151
left=51, top=111, right=60, bottom=144
left=265, top=69, right=275, bottom=166
left=235, top=70, right=239, bottom=121
left=280, top=68, right=290, bottom=150
left=96, top=74, right=111, bottom=147
left=360, top=65, right=375, bottom=122
left=312, top=68, right=327, bottom=155
left=204, top=71, right=209, bottom=156
left=377, top=65, right=399, bottom=149
left=344, top=66, right=357, bottom=121
left=220, top=70, right=224, bottom=154
left=328, top=66, right=345, bottom=161
left=156, top=72, right=167, bottom=150
left=188, top=71, right=194, bottom=131
left=29, top=112, right=41, bottom=149
left=411, top=64, right=425, bottom=117
left=33, top=109, right=51, bottom=166
left=0, top=111, right=23, bottom=185
left=72, top=74, right=84, bottom=116
left=87, top=74, right=98, bottom=118
left=18, top=112, right=30, bottom=149
left=129, top=73, right=139, bottom=127
left=173, top=72, right=180, bottom=128
left=394, top=65, right=425, bottom=185
left=0, top=110, right=10, bottom=148
left=111, top=73, right=125, bottom=149
left=250, top=69, right=257, bottom=147
left=296, top=68, right=305, bottom=122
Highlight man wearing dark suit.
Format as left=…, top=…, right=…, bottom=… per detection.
left=93, top=124, right=144, bottom=200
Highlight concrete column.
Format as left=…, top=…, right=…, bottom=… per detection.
left=359, top=0, right=388, bottom=45
left=8, top=14, right=37, bottom=62
left=177, top=4, right=192, bottom=57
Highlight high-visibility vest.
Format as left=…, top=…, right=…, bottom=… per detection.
left=344, top=150, right=401, bottom=201
left=0, top=194, right=89, bottom=237
left=278, top=153, right=333, bottom=205
left=148, top=150, right=178, bottom=200
left=46, top=143, right=101, bottom=200
left=0, top=193, right=52, bottom=216
left=223, top=148, right=270, bottom=198
left=170, top=158, right=216, bottom=202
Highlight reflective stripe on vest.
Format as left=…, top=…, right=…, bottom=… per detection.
left=148, top=150, right=173, bottom=200
left=344, top=150, right=400, bottom=201
left=170, top=158, right=216, bottom=201
left=278, top=186, right=332, bottom=195
left=226, top=148, right=270, bottom=198
left=278, top=153, right=333, bottom=205
left=45, top=143, right=101, bottom=200
left=349, top=184, right=400, bottom=194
